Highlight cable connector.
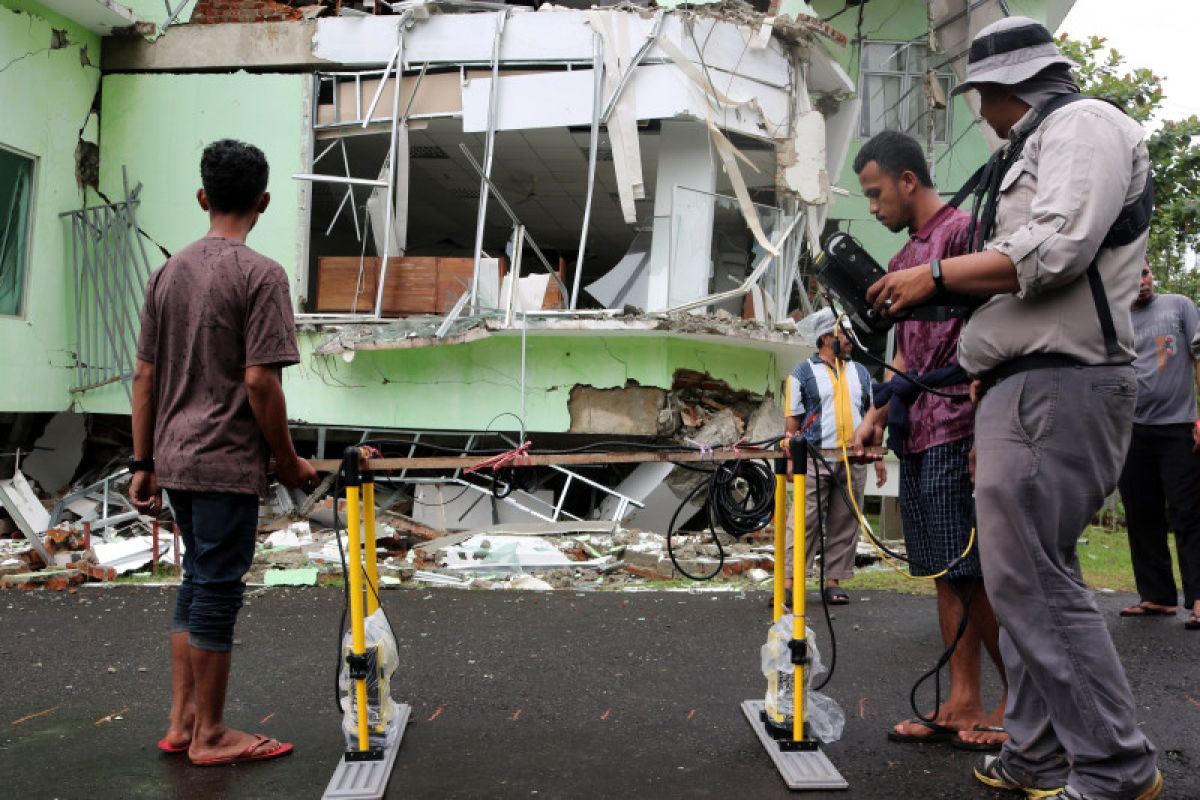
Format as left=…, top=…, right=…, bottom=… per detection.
left=346, top=652, right=371, bottom=680
left=788, top=638, right=809, bottom=666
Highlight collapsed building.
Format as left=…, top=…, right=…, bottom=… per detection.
left=0, top=0, right=1075, bottom=585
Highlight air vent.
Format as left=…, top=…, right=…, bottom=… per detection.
left=410, top=144, right=449, bottom=159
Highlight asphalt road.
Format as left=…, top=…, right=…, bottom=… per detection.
left=0, top=586, right=1195, bottom=800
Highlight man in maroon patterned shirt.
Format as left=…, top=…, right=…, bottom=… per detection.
left=851, top=132, right=1008, bottom=751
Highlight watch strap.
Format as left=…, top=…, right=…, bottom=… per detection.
left=930, top=258, right=945, bottom=293
left=128, top=457, right=155, bottom=473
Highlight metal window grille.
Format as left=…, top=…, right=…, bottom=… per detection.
left=61, top=172, right=155, bottom=402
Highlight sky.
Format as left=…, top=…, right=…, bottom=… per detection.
left=1058, top=0, right=1200, bottom=125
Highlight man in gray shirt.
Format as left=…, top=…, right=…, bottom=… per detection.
left=866, top=16, right=1161, bottom=800
left=1117, top=262, right=1200, bottom=627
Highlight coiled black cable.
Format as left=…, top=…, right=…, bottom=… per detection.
left=666, top=458, right=776, bottom=581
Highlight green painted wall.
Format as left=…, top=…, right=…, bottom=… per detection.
left=284, top=331, right=781, bottom=433
left=77, top=70, right=309, bottom=416
left=804, top=0, right=1074, bottom=266
left=0, top=0, right=101, bottom=412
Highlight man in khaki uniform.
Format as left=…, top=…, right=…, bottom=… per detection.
left=867, top=17, right=1161, bottom=800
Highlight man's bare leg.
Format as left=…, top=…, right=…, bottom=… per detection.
left=162, top=631, right=195, bottom=749
left=954, top=582, right=1009, bottom=747
left=892, top=577, right=984, bottom=737
left=186, top=647, right=284, bottom=762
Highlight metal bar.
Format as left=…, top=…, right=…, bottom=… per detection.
left=292, top=174, right=388, bottom=188
left=309, top=447, right=878, bottom=472
left=599, top=9, right=665, bottom=125
left=313, top=139, right=339, bottom=166
left=503, top=225, right=523, bottom=328
left=545, top=464, right=644, bottom=509
left=570, top=34, right=604, bottom=310
left=399, top=61, right=429, bottom=121
left=69, top=213, right=82, bottom=390
left=663, top=213, right=804, bottom=314
left=551, top=474, right=572, bottom=522
left=435, top=289, right=471, bottom=338
left=362, top=43, right=400, bottom=128
left=470, top=11, right=507, bottom=310
left=459, top=145, right=569, bottom=303
left=373, top=16, right=411, bottom=318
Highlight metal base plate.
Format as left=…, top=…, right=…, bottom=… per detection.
left=322, top=703, right=411, bottom=800
left=741, top=700, right=848, bottom=791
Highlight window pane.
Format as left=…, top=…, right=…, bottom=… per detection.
left=860, top=74, right=904, bottom=138
left=0, top=148, right=32, bottom=316
left=862, top=42, right=907, bottom=72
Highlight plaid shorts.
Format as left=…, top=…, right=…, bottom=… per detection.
left=898, top=436, right=979, bottom=579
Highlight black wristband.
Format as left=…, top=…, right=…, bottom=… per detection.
left=930, top=258, right=945, bottom=293
left=128, top=457, right=155, bottom=473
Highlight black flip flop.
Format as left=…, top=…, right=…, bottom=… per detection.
left=951, top=724, right=1008, bottom=751
left=887, top=718, right=958, bottom=744
left=824, top=586, right=850, bottom=605
left=1119, top=604, right=1177, bottom=617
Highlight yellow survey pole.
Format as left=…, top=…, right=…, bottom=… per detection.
left=773, top=449, right=787, bottom=624
left=363, top=475, right=380, bottom=616
left=791, top=438, right=807, bottom=743
left=344, top=449, right=370, bottom=753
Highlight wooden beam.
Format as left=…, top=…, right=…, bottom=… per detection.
left=309, top=447, right=884, bottom=473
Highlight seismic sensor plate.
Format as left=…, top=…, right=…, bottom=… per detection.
left=322, top=703, right=412, bottom=800
left=741, top=700, right=849, bottom=791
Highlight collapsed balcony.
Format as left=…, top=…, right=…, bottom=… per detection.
left=294, top=3, right=856, bottom=349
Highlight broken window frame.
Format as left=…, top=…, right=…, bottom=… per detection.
left=857, top=40, right=955, bottom=144
left=0, top=143, right=36, bottom=319
left=293, top=10, right=811, bottom=329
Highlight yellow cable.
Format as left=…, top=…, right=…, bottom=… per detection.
left=827, top=315, right=976, bottom=582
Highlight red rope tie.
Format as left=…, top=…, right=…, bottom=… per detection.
left=464, top=441, right=532, bottom=475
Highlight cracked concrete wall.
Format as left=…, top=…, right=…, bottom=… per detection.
left=74, top=69, right=308, bottom=416
left=0, top=0, right=101, bottom=412
left=275, top=332, right=780, bottom=433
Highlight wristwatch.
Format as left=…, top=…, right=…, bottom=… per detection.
left=128, top=457, right=155, bottom=473
left=930, top=258, right=946, bottom=293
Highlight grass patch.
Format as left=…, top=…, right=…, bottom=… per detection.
left=833, top=526, right=1143, bottom=596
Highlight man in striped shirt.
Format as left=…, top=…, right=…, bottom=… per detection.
left=784, top=310, right=882, bottom=605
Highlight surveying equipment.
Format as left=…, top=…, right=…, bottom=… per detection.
left=322, top=447, right=411, bottom=800
left=741, top=437, right=847, bottom=790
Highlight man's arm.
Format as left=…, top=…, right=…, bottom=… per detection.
left=244, top=366, right=317, bottom=489
left=866, top=249, right=1020, bottom=314
left=129, top=359, right=159, bottom=513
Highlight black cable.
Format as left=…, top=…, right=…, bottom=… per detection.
left=849, top=341, right=971, bottom=401
left=810, top=453, right=837, bottom=692
left=804, top=444, right=979, bottom=724
left=910, top=578, right=976, bottom=725
left=665, top=458, right=776, bottom=581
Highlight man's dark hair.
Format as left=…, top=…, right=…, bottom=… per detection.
left=852, top=130, right=933, bottom=188
left=200, top=139, right=269, bottom=214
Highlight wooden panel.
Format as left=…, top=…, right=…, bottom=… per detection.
left=435, top=257, right=475, bottom=312
left=315, top=256, right=438, bottom=315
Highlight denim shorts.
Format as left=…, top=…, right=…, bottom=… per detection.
left=165, top=489, right=258, bottom=652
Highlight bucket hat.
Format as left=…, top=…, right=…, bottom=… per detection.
left=950, top=16, right=1075, bottom=96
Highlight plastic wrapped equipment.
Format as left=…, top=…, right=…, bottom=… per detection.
left=760, top=614, right=845, bottom=743
left=339, top=607, right=402, bottom=748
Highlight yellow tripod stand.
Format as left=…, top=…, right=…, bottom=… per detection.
left=741, top=435, right=847, bottom=790
left=322, top=447, right=411, bottom=800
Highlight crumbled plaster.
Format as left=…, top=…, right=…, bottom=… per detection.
left=568, top=382, right=669, bottom=437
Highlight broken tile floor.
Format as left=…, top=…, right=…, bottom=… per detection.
left=0, top=587, right=1194, bottom=799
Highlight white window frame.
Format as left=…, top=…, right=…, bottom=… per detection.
left=858, top=40, right=954, bottom=144
left=0, top=142, right=36, bottom=319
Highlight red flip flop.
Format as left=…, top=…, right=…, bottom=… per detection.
left=190, top=734, right=293, bottom=767
left=157, top=737, right=189, bottom=754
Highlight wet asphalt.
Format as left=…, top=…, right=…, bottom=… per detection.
left=0, top=586, right=1195, bottom=800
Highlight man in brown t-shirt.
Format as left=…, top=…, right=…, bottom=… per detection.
left=129, top=139, right=317, bottom=767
